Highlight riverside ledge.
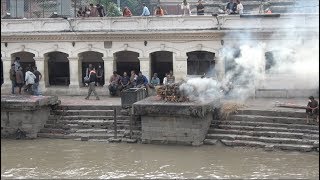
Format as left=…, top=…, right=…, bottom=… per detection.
left=1, top=95, right=60, bottom=139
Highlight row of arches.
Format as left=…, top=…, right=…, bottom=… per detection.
left=1, top=50, right=216, bottom=87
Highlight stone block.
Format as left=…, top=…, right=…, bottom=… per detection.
left=203, top=139, right=218, bottom=145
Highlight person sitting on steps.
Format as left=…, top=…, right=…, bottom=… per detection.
left=306, top=96, right=319, bottom=124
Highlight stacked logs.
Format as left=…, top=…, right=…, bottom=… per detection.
left=156, top=83, right=189, bottom=102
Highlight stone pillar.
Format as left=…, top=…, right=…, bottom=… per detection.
left=34, top=57, right=46, bottom=91
left=1, top=57, right=12, bottom=88
left=43, top=55, right=50, bottom=87
left=68, top=57, right=80, bottom=88
left=173, top=54, right=188, bottom=82
left=103, top=56, right=114, bottom=86
left=139, top=57, right=151, bottom=80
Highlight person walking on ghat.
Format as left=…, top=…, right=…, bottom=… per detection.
left=10, top=64, right=16, bottom=94
left=85, top=67, right=100, bottom=100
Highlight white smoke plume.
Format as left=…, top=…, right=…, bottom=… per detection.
left=179, top=78, right=223, bottom=102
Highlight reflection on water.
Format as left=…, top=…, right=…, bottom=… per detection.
left=1, top=139, right=319, bottom=179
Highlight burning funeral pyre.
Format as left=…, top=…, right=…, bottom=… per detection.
left=156, top=82, right=189, bottom=102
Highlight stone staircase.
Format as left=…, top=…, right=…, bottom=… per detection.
left=37, top=105, right=141, bottom=142
left=205, top=109, right=319, bottom=152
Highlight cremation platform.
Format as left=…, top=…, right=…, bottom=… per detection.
left=133, top=96, right=219, bottom=146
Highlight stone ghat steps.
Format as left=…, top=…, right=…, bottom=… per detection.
left=38, top=132, right=123, bottom=140
left=51, top=110, right=123, bottom=116
left=209, top=124, right=319, bottom=135
left=236, top=109, right=306, bottom=118
left=48, top=115, right=131, bottom=121
left=211, top=120, right=319, bottom=131
left=55, top=105, right=123, bottom=111
left=228, top=114, right=310, bottom=125
left=206, top=133, right=318, bottom=146
left=220, top=139, right=315, bottom=152
left=208, top=129, right=319, bottom=140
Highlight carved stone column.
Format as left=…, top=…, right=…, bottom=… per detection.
left=68, top=57, right=81, bottom=88
left=173, top=54, right=188, bottom=82
left=34, top=57, right=46, bottom=91
left=139, top=57, right=151, bottom=80
left=103, top=56, right=114, bottom=86
left=1, top=57, right=12, bottom=89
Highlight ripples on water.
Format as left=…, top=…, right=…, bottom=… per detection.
left=1, top=139, right=319, bottom=179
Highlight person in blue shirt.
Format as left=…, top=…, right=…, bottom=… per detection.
left=149, top=73, right=160, bottom=88
left=141, top=3, right=150, bottom=16
left=136, top=71, right=148, bottom=88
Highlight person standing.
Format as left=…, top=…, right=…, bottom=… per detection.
left=108, top=71, right=121, bottom=96
left=15, top=66, right=24, bottom=95
left=14, top=57, right=21, bottom=72
left=197, top=0, right=205, bottom=15
left=24, top=67, right=36, bottom=95
left=84, top=63, right=93, bottom=86
left=89, top=3, right=99, bottom=17
left=96, top=4, right=105, bottom=17
left=9, top=64, right=16, bottom=94
left=236, top=0, right=244, bottom=14
left=141, top=3, right=150, bottom=16
left=32, top=66, right=42, bottom=96
left=163, top=73, right=168, bottom=85
left=96, top=64, right=104, bottom=86
left=180, top=0, right=191, bottom=16
left=85, top=67, right=100, bottom=100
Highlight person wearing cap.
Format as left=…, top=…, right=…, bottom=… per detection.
left=306, top=96, right=319, bottom=124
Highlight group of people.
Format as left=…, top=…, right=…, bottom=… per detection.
left=9, top=57, right=42, bottom=95
left=77, top=3, right=106, bottom=17
left=225, top=0, right=244, bottom=15
left=107, top=70, right=175, bottom=97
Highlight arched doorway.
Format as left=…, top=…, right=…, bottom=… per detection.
left=150, top=51, right=173, bottom=83
left=79, top=51, right=104, bottom=86
left=187, top=51, right=215, bottom=76
left=46, top=51, right=70, bottom=86
left=114, top=51, right=140, bottom=77
left=11, top=51, right=35, bottom=75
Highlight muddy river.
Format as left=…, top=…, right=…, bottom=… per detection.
left=1, top=139, right=319, bottom=179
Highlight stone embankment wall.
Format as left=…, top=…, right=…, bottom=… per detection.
left=1, top=95, right=60, bottom=139
left=134, top=96, right=219, bottom=146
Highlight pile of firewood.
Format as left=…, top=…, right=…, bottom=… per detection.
left=156, top=83, right=189, bottom=102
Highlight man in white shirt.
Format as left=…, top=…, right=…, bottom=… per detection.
left=141, top=3, right=150, bottom=16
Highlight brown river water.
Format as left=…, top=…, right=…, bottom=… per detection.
left=1, top=139, right=319, bottom=179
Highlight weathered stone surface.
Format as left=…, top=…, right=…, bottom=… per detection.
left=264, top=145, right=275, bottom=151
left=108, top=137, right=121, bottom=143
left=133, top=96, right=217, bottom=118
left=203, top=139, right=218, bottom=145
left=1, top=95, right=60, bottom=110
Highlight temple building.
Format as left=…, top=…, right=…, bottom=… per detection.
left=1, top=7, right=319, bottom=97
